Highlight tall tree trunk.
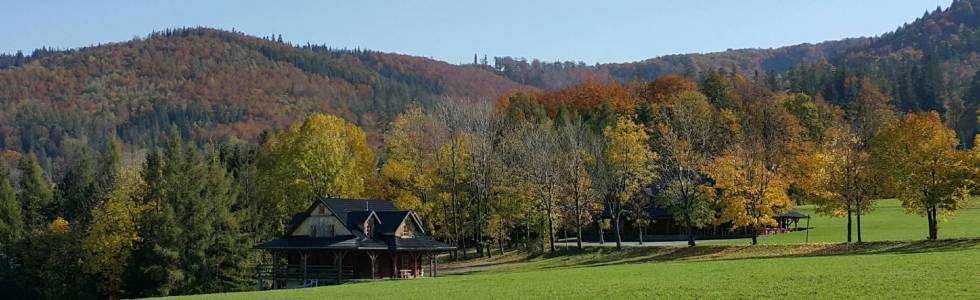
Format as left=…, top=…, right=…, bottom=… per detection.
left=856, top=210, right=863, bottom=243
left=847, top=209, right=853, bottom=243
left=540, top=219, right=546, bottom=251
left=444, top=203, right=456, bottom=259
left=475, top=220, right=484, bottom=257
left=545, top=192, right=556, bottom=254
left=750, top=206, right=759, bottom=245
left=498, top=228, right=505, bottom=255
left=450, top=133, right=465, bottom=259
left=638, top=226, right=644, bottom=245
left=574, top=183, right=583, bottom=250
left=497, top=225, right=504, bottom=255
left=613, top=214, right=623, bottom=250
left=686, top=217, right=696, bottom=247
left=525, top=220, right=530, bottom=250
left=927, top=205, right=938, bottom=240
left=598, top=221, right=605, bottom=244
left=475, top=194, right=484, bottom=257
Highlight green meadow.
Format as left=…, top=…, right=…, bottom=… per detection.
left=712, top=199, right=980, bottom=245
left=167, top=199, right=980, bottom=300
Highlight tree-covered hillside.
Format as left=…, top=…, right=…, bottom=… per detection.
left=490, top=0, right=980, bottom=146
left=0, top=28, right=530, bottom=163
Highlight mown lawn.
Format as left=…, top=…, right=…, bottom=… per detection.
left=167, top=239, right=980, bottom=299
left=711, top=199, right=980, bottom=245
left=164, top=199, right=979, bottom=299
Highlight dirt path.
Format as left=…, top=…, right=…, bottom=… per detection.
left=439, top=262, right=523, bottom=275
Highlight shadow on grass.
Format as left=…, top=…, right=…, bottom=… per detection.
left=324, top=238, right=979, bottom=289
left=804, top=238, right=980, bottom=256
left=519, top=238, right=980, bottom=271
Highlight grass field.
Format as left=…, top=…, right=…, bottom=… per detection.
left=166, top=199, right=980, bottom=299
left=168, top=239, right=980, bottom=299
left=711, top=199, right=980, bottom=245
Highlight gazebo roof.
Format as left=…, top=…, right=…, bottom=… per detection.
left=777, top=211, right=810, bottom=219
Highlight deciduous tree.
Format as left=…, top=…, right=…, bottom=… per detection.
left=654, top=91, right=721, bottom=246
left=598, top=116, right=657, bottom=249
left=706, top=101, right=800, bottom=245
left=870, top=112, right=973, bottom=240
left=256, top=113, right=375, bottom=233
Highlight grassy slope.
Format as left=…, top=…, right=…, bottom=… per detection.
left=168, top=239, right=980, bottom=299
left=166, top=199, right=980, bottom=299
left=712, top=199, right=980, bottom=245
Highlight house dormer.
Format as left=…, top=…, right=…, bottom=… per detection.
left=288, top=202, right=352, bottom=238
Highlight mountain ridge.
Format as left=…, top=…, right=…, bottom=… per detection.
left=4, top=0, right=980, bottom=159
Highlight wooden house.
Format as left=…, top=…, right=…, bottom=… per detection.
left=254, top=197, right=454, bottom=289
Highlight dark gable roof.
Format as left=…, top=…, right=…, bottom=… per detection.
left=346, top=211, right=379, bottom=229
left=375, top=211, right=410, bottom=234
left=254, top=235, right=454, bottom=251
left=285, top=197, right=398, bottom=235
left=286, top=213, right=306, bottom=229
left=381, top=236, right=456, bottom=251
left=319, top=197, right=399, bottom=226
left=254, top=236, right=360, bottom=250
left=260, top=197, right=452, bottom=251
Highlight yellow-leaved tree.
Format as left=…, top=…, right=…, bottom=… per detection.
left=706, top=100, right=800, bottom=245
left=598, top=116, right=657, bottom=249
left=870, top=112, right=974, bottom=240
left=798, top=124, right=885, bottom=243
left=792, top=81, right=893, bottom=243
left=256, top=113, right=375, bottom=232
left=380, top=106, right=443, bottom=232
left=82, top=165, right=146, bottom=299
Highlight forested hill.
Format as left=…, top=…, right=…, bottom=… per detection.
left=788, top=0, right=980, bottom=145
left=495, top=0, right=980, bottom=94
left=0, top=28, right=530, bottom=161
left=489, top=35, right=868, bottom=90
left=493, top=0, right=980, bottom=145
left=5, top=0, right=980, bottom=164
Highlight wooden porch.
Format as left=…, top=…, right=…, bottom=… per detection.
left=257, top=249, right=440, bottom=289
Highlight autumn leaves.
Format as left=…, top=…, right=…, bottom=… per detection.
left=261, top=73, right=976, bottom=253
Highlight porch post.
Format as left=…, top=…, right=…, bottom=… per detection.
left=271, top=251, right=279, bottom=289
left=428, top=254, right=434, bottom=278
left=301, top=251, right=309, bottom=284
left=335, top=251, right=347, bottom=283
left=413, top=252, right=420, bottom=278
left=390, top=252, right=399, bottom=278
left=367, top=251, right=379, bottom=279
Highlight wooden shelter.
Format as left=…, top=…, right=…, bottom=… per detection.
left=254, top=197, right=454, bottom=289
left=774, top=211, right=810, bottom=231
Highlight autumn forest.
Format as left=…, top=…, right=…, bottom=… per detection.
left=3, top=1, right=980, bottom=299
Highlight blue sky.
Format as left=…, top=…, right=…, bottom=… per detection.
left=0, top=0, right=951, bottom=64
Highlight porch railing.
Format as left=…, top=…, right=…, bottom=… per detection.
left=257, top=264, right=355, bottom=288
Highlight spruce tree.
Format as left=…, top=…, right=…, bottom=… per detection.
left=124, top=147, right=183, bottom=297
left=17, top=154, right=55, bottom=228
left=59, top=153, right=98, bottom=222
left=0, top=162, right=23, bottom=247
left=98, top=136, right=123, bottom=195
left=202, top=152, right=250, bottom=292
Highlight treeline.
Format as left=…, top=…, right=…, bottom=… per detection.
left=2, top=71, right=977, bottom=299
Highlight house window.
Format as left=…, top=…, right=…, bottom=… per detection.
left=327, top=224, right=335, bottom=236
left=399, top=224, right=414, bottom=238
left=318, top=206, right=326, bottom=215
left=310, top=225, right=318, bottom=237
